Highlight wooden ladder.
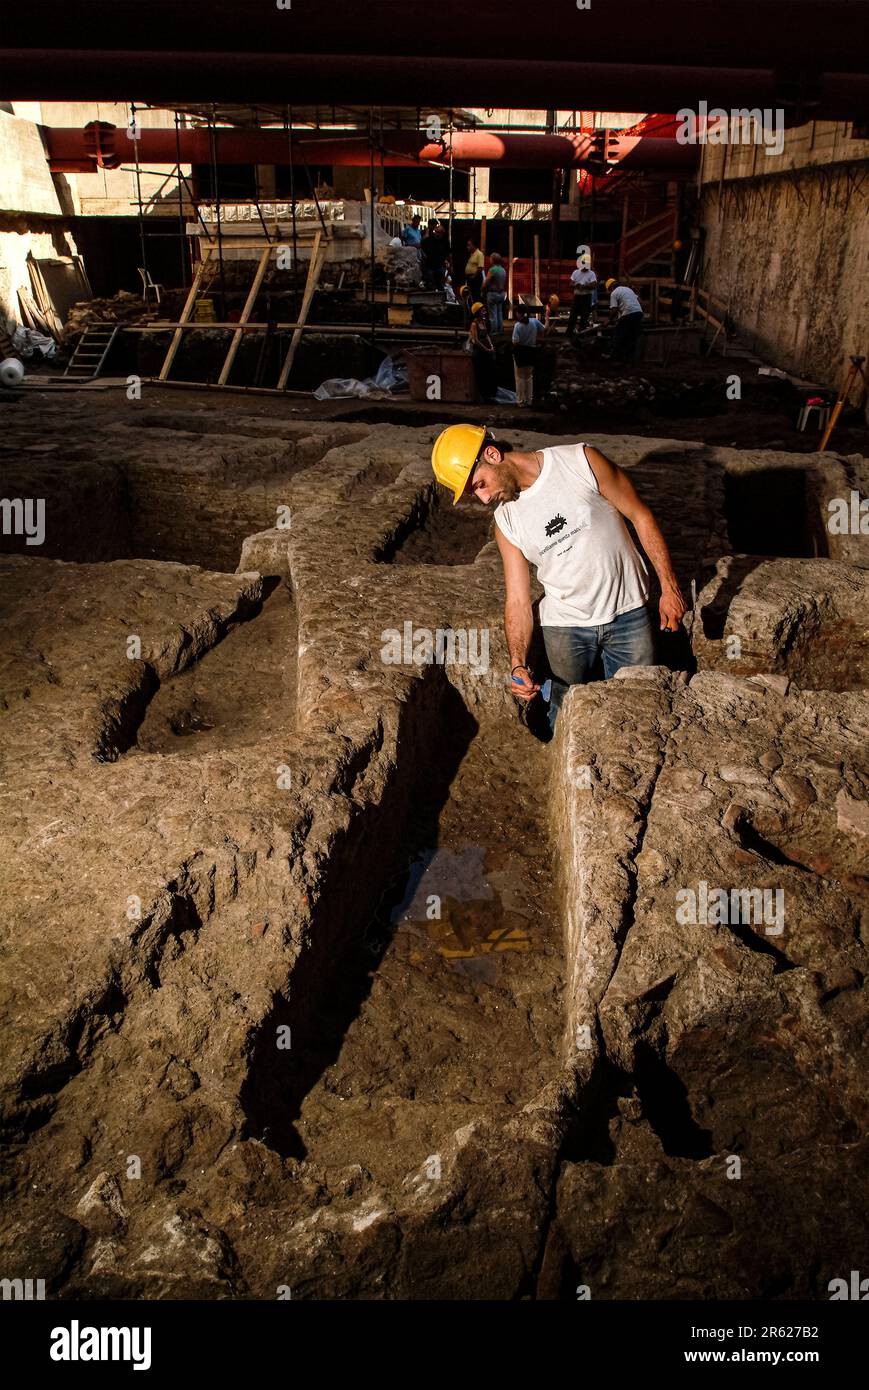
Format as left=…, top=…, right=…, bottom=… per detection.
left=63, top=323, right=119, bottom=379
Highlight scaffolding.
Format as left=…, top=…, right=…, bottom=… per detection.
left=120, top=103, right=687, bottom=391
left=126, top=103, right=464, bottom=388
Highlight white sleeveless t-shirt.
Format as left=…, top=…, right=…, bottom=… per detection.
left=493, top=443, right=649, bottom=627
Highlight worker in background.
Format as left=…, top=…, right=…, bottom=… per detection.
left=468, top=303, right=498, bottom=402
left=401, top=213, right=422, bottom=248
left=567, top=259, right=597, bottom=335
left=511, top=303, right=549, bottom=407
left=464, top=238, right=485, bottom=318
left=604, top=277, right=644, bottom=361
left=482, top=252, right=508, bottom=334
left=430, top=425, right=686, bottom=733
left=421, top=222, right=451, bottom=291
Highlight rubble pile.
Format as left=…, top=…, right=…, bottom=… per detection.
left=547, top=365, right=659, bottom=410
left=61, top=290, right=159, bottom=345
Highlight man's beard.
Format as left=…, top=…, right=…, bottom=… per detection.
left=490, top=465, right=520, bottom=504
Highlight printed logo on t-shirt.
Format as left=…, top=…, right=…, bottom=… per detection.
left=538, top=504, right=592, bottom=558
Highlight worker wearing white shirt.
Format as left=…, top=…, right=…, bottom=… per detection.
left=567, top=262, right=598, bottom=335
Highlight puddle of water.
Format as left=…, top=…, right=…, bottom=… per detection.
left=388, top=845, right=533, bottom=965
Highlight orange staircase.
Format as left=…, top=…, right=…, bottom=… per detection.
left=619, top=203, right=679, bottom=278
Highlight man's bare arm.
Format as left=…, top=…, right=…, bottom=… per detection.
left=495, top=524, right=539, bottom=700
left=584, top=445, right=687, bottom=630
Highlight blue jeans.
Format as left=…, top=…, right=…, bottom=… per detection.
left=487, top=290, right=505, bottom=333
left=542, top=602, right=655, bottom=731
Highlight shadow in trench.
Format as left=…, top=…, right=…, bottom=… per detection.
left=634, top=1043, right=713, bottom=1159
left=239, top=677, right=479, bottom=1158
left=699, top=554, right=767, bottom=640
left=561, top=1044, right=713, bottom=1166
left=725, top=468, right=828, bottom=559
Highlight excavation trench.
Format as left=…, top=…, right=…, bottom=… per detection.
left=5, top=669, right=567, bottom=1297
left=375, top=486, right=494, bottom=567
left=4, top=404, right=868, bottom=1298
left=133, top=578, right=296, bottom=754
left=241, top=681, right=564, bottom=1189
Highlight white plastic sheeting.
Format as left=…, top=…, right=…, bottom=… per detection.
left=12, top=325, right=57, bottom=359
left=313, top=353, right=409, bottom=400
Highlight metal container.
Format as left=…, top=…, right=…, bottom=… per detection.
left=407, top=348, right=477, bottom=403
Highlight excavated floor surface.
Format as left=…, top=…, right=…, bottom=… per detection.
left=135, top=580, right=295, bottom=754
left=1, top=391, right=868, bottom=1299
left=286, top=717, right=562, bottom=1182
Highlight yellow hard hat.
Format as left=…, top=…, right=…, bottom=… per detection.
left=548, top=293, right=560, bottom=308
left=471, top=300, right=484, bottom=314
left=605, top=277, right=617, bottom=291
left=431, top=424, right=487, bottom=505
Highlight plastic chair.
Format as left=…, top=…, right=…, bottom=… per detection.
left=797, top=396, right=831, bottom=432
left=138, top=268, right=163, bottom=307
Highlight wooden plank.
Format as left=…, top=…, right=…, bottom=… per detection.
left=159, top=245, right=214, bottom=381
left=507, top=224, right=514, bottom=305
left=217, top=244, right=272, bottom=386
left=364, top=285, right=409, bottom=304
left=125, top=322, right=469, bottom=337
left=693, top=303, right=725, bottom=332
left=27, top=258, right=64, bottom=337
left=707, top=319, right=726, bottom=354
left=276, top=231, right=324, bottom=391
left=387, top=304, right=413, bottom=326
left=533, top=235, right=540, bottom=300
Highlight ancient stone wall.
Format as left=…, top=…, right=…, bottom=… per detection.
left=700, top=141, right=869, bottom=411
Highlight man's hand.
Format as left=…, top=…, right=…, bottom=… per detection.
left=659, top=585, right=687, bottom=632
left=510, top=665, right=540, bottom=702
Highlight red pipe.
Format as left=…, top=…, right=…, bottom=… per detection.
left=45, top=125, right=699, bottom=174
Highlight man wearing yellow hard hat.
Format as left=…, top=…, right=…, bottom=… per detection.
left=431, top=425, right=686, bottom=730
left=604, top=277, right=644, bottom=361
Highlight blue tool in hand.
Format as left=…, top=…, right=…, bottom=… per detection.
left=511, top=672, right=552, bottom=702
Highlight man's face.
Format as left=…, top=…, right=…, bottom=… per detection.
left=469, top=451, right=519, bottom=506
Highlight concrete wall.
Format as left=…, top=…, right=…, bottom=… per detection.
left=13, top=103, right=192, bottom=218
left=0, top=103, right=194, bottom=326
left=0, top=111, right=63, bottom=216
left=698, top=121, right=869, bottom=407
